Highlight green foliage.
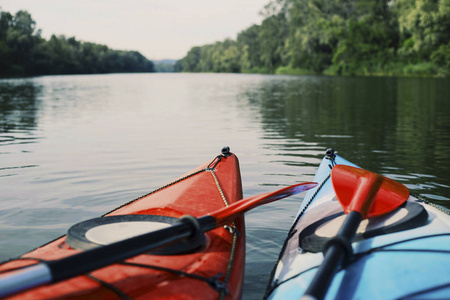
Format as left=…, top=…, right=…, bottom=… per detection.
left=175, top=0, right=449, bottom=77
left=0, top=9, right=154, bottom=77
left=258, top=13, right=289, bottom=70
left=275, top=66, right=313, bottom=75
left=180, top=47, right=201, bottom=72
left=286, top=0, right=344, bottom=73
left=431, top=43, right=450, bottom=75
left=402, top=62, right=438, bottom=75
left=396, top=0, right=450, bottom=60
left=178, top=40, right=241, bottom=73
left=237, top=25, right=262, bottom=71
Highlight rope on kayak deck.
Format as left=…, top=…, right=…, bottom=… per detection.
left=414, top=193, right=450, bottom=215
left=102, top=168, right=209, bottom=217
left=209, top=167, right=239, bottom=300
left=102, top=148, right=233, bottom=217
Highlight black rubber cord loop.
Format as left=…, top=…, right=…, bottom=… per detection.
left=207, top=155, right=222, bottom=170
left=224, top=225, right=240, bottom=237
left=179, top=215, right=202, bottom=241
left=208, top=273, right=229, bottom=295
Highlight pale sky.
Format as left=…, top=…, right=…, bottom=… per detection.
left=1, top=0, right=269, bottom=60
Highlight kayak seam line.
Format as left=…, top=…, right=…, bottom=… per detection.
left=370, top=248, right=450, bottom=254
left=396, top=282, right=450, bottom=300
left=354, top=233, right=450, bottom=256
left=292, top=235, right=450, bottom=287
left=332, top=234, right=450, bottom=277
left=120, top=262, right=229, bottom=294
left=86, top=274, right=132, bottom=300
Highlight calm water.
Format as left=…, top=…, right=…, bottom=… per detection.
left=1, top=73, right=449, bottom=299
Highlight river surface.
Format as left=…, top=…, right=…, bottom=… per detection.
left=1, top=73, right=449, bottom=299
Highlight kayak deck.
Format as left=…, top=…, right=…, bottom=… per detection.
left=266, top=152, right=450, bottom=299
left=0, top=150, right=245, bottom=300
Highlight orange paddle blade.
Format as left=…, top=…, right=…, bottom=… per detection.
left=331, top=165, right=409, bottom=219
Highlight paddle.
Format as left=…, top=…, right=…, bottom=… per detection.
left=302, top=165, right=409, bottom=300
left=0, top=182, right=317, bottom=298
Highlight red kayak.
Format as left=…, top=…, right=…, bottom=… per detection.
left=0, top=148, right=245, bottom=299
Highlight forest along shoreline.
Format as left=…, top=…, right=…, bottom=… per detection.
left=175, top=0, right=449, bottom=78
left=0, top=10, right=155, bottom=78
left=1, top=1, right=449, bottom=79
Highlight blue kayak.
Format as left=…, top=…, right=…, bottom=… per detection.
left=266, top=150, right=450, bottom=299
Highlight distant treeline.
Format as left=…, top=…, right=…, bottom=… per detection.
left=153, top=60, right=177, bottom=72
left=0, top=10, right=154, bottom=77
left=176, top=0, right=449, bottom=77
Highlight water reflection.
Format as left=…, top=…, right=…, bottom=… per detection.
left=0, top=80, right=41, bottom=133
left=1, top=75, right=448, bottom=214
left=243, top=76, right=450, bottom=204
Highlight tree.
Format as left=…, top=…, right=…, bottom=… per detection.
left=0, top=9, right=154, bottom=77
left=217, top=40, right=240, bottom=73
left=176, top=0, right=447, bottom=76
left=3, top=10, right=40, bottom=74
left=331, top=0, right=398, bottom=75
left=0, top=11, right=12, bottom=75
left=0, top=11, right=12, bottom=40
left=237, top=25, right=262, bottom=71
left=259, top=13, right=289, bottom=70
left=180, top=46, right=201, bottom=72
left=285, top=0, right=344, bottom=72
left=396, top=0, right=450, bottom=60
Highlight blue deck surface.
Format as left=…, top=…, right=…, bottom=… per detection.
left=268, top=154, right=450, bottom=300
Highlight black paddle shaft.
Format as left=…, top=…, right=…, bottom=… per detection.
left=48, top=215, right=216, bottom=282
left=303, top=211, right=362, bottom=300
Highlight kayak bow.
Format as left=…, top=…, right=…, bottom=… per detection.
left=1, top=149, right=246, bottom=299
left=266, top=149, right=450, bottom=300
